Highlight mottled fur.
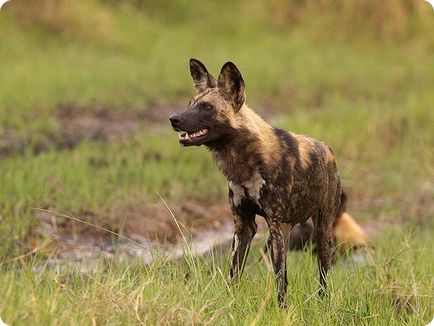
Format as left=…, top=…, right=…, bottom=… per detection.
left=170, top=59, right=343, bottom=306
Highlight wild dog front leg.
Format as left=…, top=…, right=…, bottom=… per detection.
left=229, top=213, right=257, bottom=280
left=267, top=221, right=290, bottom=306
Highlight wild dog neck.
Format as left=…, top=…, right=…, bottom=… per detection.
left=206, top=105, right=280, bottom=185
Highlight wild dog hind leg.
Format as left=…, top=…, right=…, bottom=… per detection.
left=313, top=210, right=334, bottom=292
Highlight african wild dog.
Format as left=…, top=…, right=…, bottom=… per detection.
left=169, top=59, right=343, bottom=306
left=286, top=213, right=367, bottom=253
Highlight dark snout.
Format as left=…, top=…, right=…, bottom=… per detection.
left=169, top=108, right=213, bottom=147
left=169, top=113, right=182, bottom=129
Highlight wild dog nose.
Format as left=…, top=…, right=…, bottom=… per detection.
left=169, top=114, right=182, bottom=127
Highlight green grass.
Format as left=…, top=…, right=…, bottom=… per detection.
left=0, top=0, right=433, bottom=324
left=1, top=228, right=433, bottom=325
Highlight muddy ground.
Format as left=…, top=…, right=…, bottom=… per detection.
left=33, top=202, right=236, bottom=272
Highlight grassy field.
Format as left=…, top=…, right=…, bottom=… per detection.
left=1, top=229, right=433, bottom=325
left=0, top=0, right=433, bottom=324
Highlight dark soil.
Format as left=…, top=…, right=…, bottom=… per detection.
left=0, top=128, right=27, bottom=156
left=33, top=199, right=234, bottom=266
left=0, top=103, right=181, bottom=157
left=35, top=199, right=232, bottom=249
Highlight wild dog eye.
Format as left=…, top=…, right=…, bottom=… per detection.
left=203, top=104, right=214, bottom=111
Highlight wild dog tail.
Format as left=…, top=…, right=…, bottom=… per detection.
left=333, top=190, right=368, bottom=253
left=335, top=190, right=347, bottom=223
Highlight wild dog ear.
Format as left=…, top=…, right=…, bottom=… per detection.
left=217, top=62, right=245, bottom=113
left=189, top=58, right=217, bottom=93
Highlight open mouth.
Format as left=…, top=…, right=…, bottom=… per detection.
left=178, top=129, right=209, bottom=144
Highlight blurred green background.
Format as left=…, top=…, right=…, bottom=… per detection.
left=1, top=0, right=434, bottom=250
left=1, top=0, right=433, bottom=253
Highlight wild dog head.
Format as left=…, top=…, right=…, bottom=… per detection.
left=169, top=59, right=246, bottom=146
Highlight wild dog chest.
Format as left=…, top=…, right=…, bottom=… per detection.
left=228, top=170, right=266, bottom=209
